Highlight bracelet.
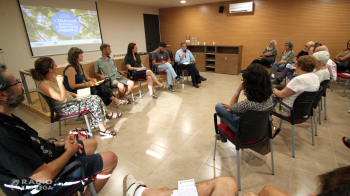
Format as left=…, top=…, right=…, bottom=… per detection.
left=235, top=91, right=240, bottom=95
left=272, top=88, right=276, bottom=93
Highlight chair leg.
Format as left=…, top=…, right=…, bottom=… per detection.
left=84, top=115, right=93, bottom=139
left=131, top=90, right=135, bottom=102
left=59, top=121, right=61, bottom=136
left=51, top=123, right=54, bottom=138
left=319, top=103, right=321, bottom=125
left=331, top=82, right=335, bottom=91
left=292, top=125, right=295, bottom=158
left=213, top=134, right=218, bottom=160
left=64, top=120, right=66, bottom=125
left=236, top=149, right=241, bottom=191
left=138, top=81, right=142, bottom=99
left=270, top=139, right=275, bottom=175
left=324, top=97, right=327, bottom=120
left=342, top=78, right=349, bottom=97
left=182, top=71, right=185, bottom=88
left=89, top=182, right=98, bottom=196
left=279, top=119, right=283, bottom=129
left=320, top=98, right=323, bottom=110
left=311, top=115, right=315, bottom=146
left=314, top=108, right=318, bottom=136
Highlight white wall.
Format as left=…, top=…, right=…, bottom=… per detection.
left=0, top=0, right=158, bottom=90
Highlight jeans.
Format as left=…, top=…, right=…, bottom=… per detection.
left=157, top=63, right=177, bottom=85
left=215, top=103, right=242, bottom=128
left=179, top=63, right=200, bottom=84
left=271, top=62, right=286, bottom=76
left=277, top=67, right=295, bottom=82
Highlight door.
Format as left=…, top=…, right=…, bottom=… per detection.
left=143, top=14, right=160, bottom=52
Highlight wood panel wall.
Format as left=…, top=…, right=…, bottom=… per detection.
left=159, top=0, right=350, bottom=69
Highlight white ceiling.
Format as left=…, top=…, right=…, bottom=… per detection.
left=97, top=0, right=232, bottom=8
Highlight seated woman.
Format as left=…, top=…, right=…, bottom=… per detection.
left=30, top=57, right=120, bottom=137
left=270, top=42, right=295, bottom=80
left=335, top=40, right=350, bottom=72
left=63, top=47, right=127, bottom=106
left=215, top=63, right=274, bottom=128
left=272, top=55, right=320, bottom=135
left=125, top=42, right=168, bottom=99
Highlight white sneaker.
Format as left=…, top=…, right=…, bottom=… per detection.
left=123, top=174, right=146, bottom=196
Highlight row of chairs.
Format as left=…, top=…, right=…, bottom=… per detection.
left=213, top=80, right=330, bottom=190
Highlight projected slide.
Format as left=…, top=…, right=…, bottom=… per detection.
left=20, top=6, right=102, bottom=48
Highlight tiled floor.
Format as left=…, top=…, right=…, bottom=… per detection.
left=4, top=72, right=350, bottom=195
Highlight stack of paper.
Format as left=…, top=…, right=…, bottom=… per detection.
left=77, top=87, right=91, bottom=98
left=172, top=179, right=198, bottom=196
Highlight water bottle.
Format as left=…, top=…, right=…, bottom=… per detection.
left=191, top=37, right=194, bottom=45
left=195, top=37, right=197, bottom=45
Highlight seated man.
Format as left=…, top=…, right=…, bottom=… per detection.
left=0, top=65, right=118, bottom=195
left=272, top=41, right=314, bottom=84
left=315, top=45, right=337, bottom=83
left=251, top=40, right=277, bottom=67
left=175, top=42, right=207, bottom=88
left=152, top=42, right=184, bottom=92
left=94, top=43, right=134, bottom=103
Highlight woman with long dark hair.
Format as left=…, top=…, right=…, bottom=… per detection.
left=63, top=47, right=127, bottom=106
left=215, top=63, right=274, bottom=128
left=125, top=43, right=168, bottom=99
left=30, top=57, right=120, bottom=136
left=335, top=40, right=350, bottom=72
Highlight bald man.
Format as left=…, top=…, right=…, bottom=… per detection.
left=315, top=45, right=337, bottom=83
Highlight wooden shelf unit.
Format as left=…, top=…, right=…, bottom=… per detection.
left=186, top=45, right=243, bottom=75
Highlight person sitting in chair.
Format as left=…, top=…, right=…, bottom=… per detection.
left=251, top=40, right=278, bottom=67
left=175, top=42, right=207, bottom=88
left=0, top=64, right=118, bottom=195
left=270, top=42, right=295, bottom=81
left=152, top=42, right=184, bottom=92
left=94, top=43, right=134, bottom=103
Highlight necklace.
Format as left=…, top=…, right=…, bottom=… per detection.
left=46, top=77, right=56, bottom=83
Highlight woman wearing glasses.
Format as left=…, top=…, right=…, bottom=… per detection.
left=30, top=57, right=120, bottom=137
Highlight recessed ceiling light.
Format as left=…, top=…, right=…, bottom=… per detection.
left=181, top=1, right=186, bottom=3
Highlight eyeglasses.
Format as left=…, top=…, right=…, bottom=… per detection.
left=6, top=79, right=22, bottom=89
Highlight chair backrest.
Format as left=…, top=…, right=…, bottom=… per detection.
left=238, top=110, right=272, bottom=144
left=320, top=79, right=330, bottom=97
left=312, top=87, right=324, bottom=109
left=38, top=92, right=55, bottom=122
left=292, top=90, right=320, bottom=119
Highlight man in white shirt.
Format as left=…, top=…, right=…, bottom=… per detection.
left=315, top=46, right=337, bottom=83
left=175, top=42, right=207, bottom=88
left=313, top=51, right=331, bottom=83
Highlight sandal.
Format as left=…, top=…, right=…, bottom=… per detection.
left=159, top=84, right=169, bottom=89
left=273, top=127, right=281, bottom=139
left=100, top=129, right=116, bottom=137
left=342, top=137, right=350, bottom=149
left=150, top=93, right=158, bottom=99
left=116, top=100, right=128, bottom=105
left=126, top=98, right=132, bottom=104
left=106, top=112, right=122, bottom=119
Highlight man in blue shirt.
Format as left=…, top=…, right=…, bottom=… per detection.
left=175, top=42, right=207, bottom=88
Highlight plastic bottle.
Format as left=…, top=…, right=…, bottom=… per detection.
left=195, top=37, right=197, bottom=45
left=191, top=37, right=194, bottom=45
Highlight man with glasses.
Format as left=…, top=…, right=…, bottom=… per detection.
left=0, top=65, right=118, bottom=195
left=272, top=41, right=315, bottom=84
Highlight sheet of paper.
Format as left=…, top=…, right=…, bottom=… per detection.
left=183, top=62, right=190, bottom=65
left=172, top=179, right=198, bottom=196
left=77, top=87, right=91, bottom=98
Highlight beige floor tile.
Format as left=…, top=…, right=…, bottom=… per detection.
left=150, top=129, right=192, bottom=151
left=243, top=154, right=292, bottom=194
left=192, top=121, right=217, bottom=140
left=293, top=148, right=337, bottom=175
left=294, top=131, right=335, bottom=156
left=194, top=164, right=235, bottom=183
left=205, top=143, right=252, bottom=177
left=149, top=112, right=182, bottom=128
left=99, top=158, right=149, bottom=196
left=336, top=156, right=350, bottom=168
left=103, top=133, right=149, bottom=158
left=290, top=168, right=318, bottom=196
left=142, top=174, right=176, bottom=190
left=151, top=152, right=204, bottom=186
left=176, top=136, right=214, bottom=163
left=128, top=122, right=168, bottom=141
left=124, top=143, right=173, bottom=173
left=332, top=138, right=350, bottom=162
left=169, top=117, right=204, bottom=135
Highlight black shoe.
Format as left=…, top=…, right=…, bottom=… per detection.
left=193, top=83, right=199, bottom=88
left=200, top=75, right=207, bottom=81
left=271, top=79, right=280, bottom=85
